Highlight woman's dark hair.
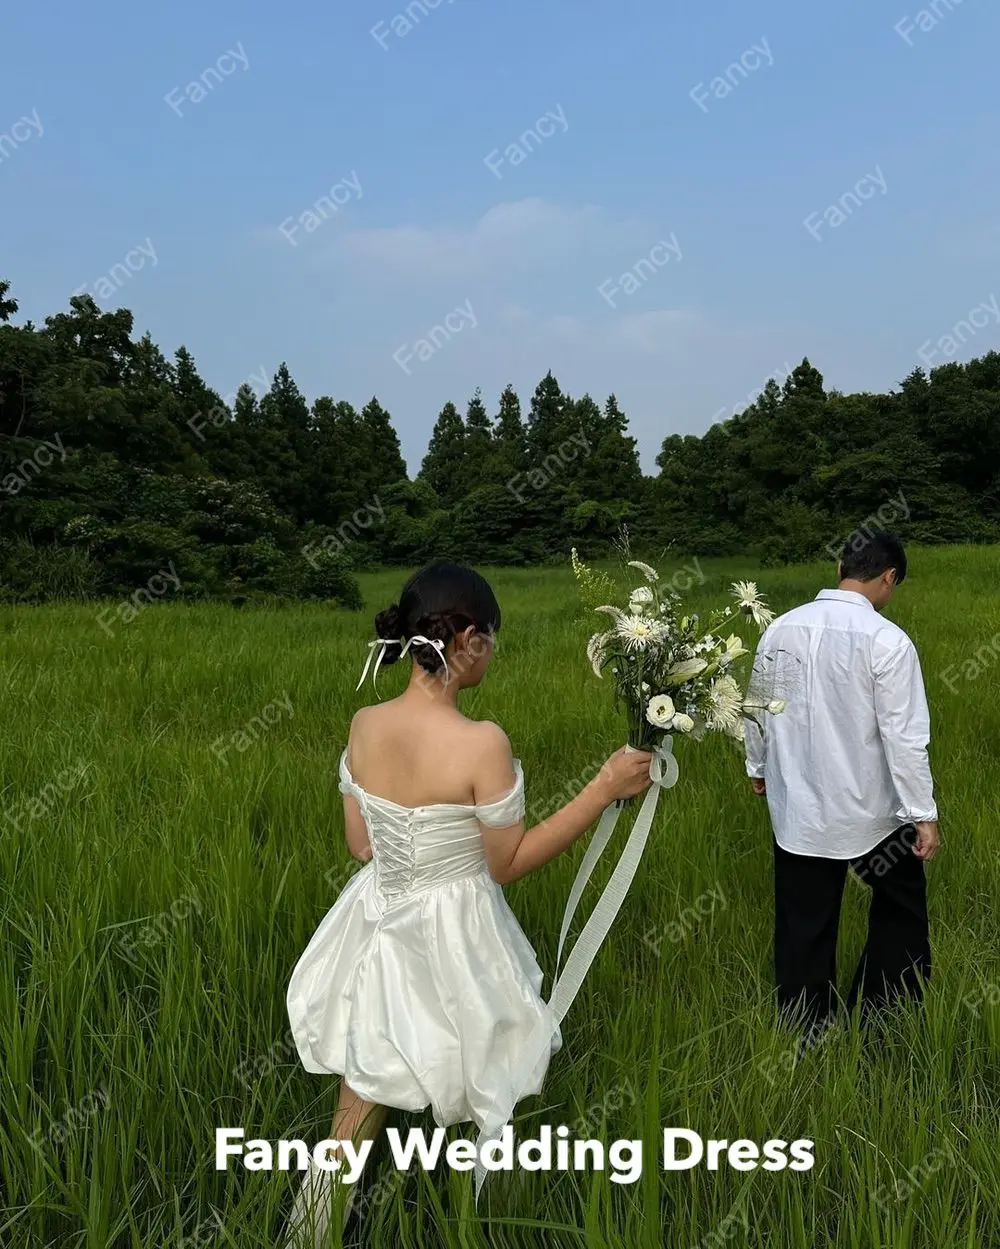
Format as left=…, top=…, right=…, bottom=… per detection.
left=374, top=560, right=501, bottom=675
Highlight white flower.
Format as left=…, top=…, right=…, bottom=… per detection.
left=646, top=694, right=676, bottom=727
left=616, top=614, right=666, bottom=651
left=720, top=634, right=749, bottom=665
left=629, top=586, right=654, bottom=613
left=728, top=717, right=746, bottom=742
left=706, top=674, right=743, bottom=734
left=646, top=694, right=695, bottom=733
left=743, top=693, right=787, bottom=718
left=731, top=580, right=775, bottom=631
left=627, top=560, right=659, bottom=582
left=586, top=630, right=612, bottom=678
left=665, top=657, right=708, bottom=684
left=595, top=604, right=626, bottom=626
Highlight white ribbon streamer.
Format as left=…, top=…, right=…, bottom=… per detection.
left=473, top=737, right=679, bottom=1201
left=355, top=634, right=450, bottom=693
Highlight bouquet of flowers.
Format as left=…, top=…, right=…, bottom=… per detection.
left=571, top=547, right=787, bottom=753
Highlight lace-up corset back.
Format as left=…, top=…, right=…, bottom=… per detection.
left=337, top=750, right=525, bottom=901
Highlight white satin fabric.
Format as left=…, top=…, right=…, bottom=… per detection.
left=286, top=750, right=561, bottom=1129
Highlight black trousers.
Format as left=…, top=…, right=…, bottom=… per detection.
left=773, top=824, right=930, bottom=1028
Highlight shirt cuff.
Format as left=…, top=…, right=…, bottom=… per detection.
left=745, top=763, right=766, bottom=779
left=897, top=803, right=937, bottom=823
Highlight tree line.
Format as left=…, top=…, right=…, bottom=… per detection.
left=1, top=278, right=998, bottom=605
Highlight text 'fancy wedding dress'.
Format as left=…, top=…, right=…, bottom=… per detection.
left=286, top=749, right=561, bottom=1128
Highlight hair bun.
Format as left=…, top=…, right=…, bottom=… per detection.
left=375, top=604, right=402, bottom=639
left=374, top=604, right=404, bottom=666
left=407, top=611, right=452, bottom=675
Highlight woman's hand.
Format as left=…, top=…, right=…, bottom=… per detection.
left=595, top=747, right=654, bottom=803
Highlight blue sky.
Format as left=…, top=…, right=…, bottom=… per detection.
left=3, top=0, right=998, bottom=472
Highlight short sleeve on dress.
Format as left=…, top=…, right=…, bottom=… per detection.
left=475, top=759, right=525, bottom=827
left=338, top=748, right=358, bottom=799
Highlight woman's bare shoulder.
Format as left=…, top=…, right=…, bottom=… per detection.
left=345, top=700, right=402, bottom=749
left=348, top=703, right=510, bottom=767
left=460, top=718, right=512, bottom=767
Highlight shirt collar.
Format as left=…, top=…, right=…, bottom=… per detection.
left=815, top=588, right=875, bottom=611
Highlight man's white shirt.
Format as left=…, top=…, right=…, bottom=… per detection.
left=744, top=588, right=937, bottom=859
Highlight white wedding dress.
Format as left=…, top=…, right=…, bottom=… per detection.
left=286, top=749, right=561, bottom=1129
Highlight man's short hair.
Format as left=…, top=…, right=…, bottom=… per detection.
left=839, top=529, right=907, bottom=585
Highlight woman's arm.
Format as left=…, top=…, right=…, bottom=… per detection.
left=474, top=724, right=651, bottom=885
left=343, top=793, right=372, bottom=863
left=343, top=715, right=372, bottom=862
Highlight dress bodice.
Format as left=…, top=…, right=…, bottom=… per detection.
left=337, top=750, right=525, bottom=901
left=288, top=750, right=556, bottom=1129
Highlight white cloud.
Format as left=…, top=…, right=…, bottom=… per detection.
left=608, top=309, right=706, bottom=352
left=323, top=198, right=649, bottom=286
left=483, top=304, right=703, bottom=357
left=247, top=197, right=795, bottom=471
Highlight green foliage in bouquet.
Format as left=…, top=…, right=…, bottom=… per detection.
left=569, top=547, right=616, bottom=614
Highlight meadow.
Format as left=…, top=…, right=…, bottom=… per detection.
left=2, top=547, right=1000, bottom=1249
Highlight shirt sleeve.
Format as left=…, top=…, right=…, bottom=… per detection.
left=872, top=633, right=937, bottom=823
left=744, top=715, right=766, bottom=778
left=743, top=631, right=769, bottom=778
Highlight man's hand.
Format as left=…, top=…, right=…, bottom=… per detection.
left=750, top=777, right=766, bottom=796
left=912, top=820, right=940, bottom=861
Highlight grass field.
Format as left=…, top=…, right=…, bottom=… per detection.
left=3, top=547, right=1000, bottom=1248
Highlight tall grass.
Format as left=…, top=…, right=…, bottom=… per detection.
left=2, top=547, right=999, bottom=1247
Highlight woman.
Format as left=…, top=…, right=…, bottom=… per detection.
left=284, top=559, right=651, bottom=1243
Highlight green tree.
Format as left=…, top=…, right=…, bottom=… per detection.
left=462, top=388, right=493, bottom=493
left=0, top=279, right=18, bottom=322
left=360, top=396, right=408, bottom=497
left=525, top=371, right=571, bottom=464
left=419, top=401, right=466, bottom=507
left=311, top=398, right=364, bottom=526
left=492, top=384, right=527, bottom=482
left=257, top=362, right=312, bottom=523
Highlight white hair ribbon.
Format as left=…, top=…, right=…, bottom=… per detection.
left=355, top=635, right=450, bottom=693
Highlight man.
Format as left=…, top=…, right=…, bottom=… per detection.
left=744, top=529, right=939, bottom=1034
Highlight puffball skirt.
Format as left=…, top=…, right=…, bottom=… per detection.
left=286, top=751, right=560, bottom=1129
